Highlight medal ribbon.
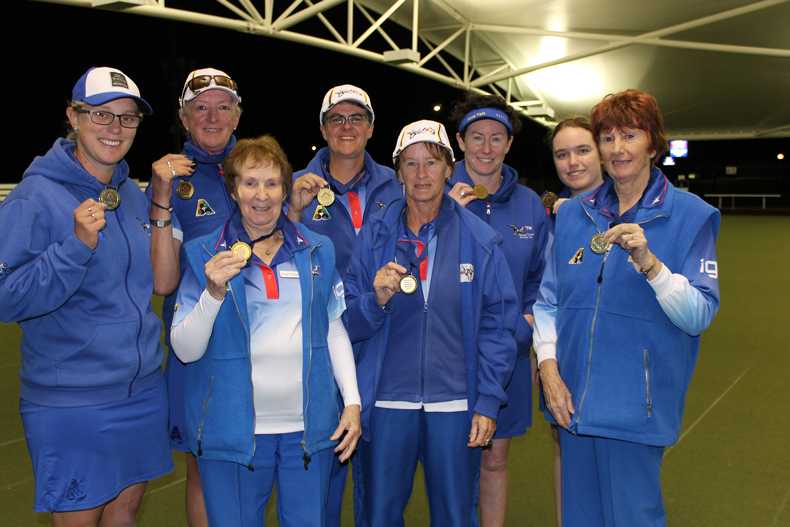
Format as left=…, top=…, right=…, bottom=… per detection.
left=398, top=239, right=428, bottom=280
left=347, top=191, right=363, bottom=229
left=258, top=265, right=279, bottom=300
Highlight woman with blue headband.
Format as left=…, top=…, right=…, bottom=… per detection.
left=448, top=93, right=549, bottom=527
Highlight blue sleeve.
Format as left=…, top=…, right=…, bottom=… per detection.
left=172, top=262, right=203, bottom=328
left=533, top=232, right=559, bottom=363
left=0, top=198, right=93, bottom=323
left=474, top=245, right=519, bottom=419
left=341, top=226, right=388, bottom=344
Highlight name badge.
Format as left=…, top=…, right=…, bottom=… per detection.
left=279, top=269, right=300, bottom=279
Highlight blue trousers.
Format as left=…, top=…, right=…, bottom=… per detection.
left=559, top=428, right=666, bottom=527
left=199, top=432, right=333, bottom=527
left=324, top=451, right=350, bottom=527
left=361, top=407, right=480, bottom=527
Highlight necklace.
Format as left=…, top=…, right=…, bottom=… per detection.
left=252, top=230, right=283, bottom=257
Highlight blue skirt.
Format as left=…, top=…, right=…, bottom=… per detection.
left=20, top=376, right=173, bottom=512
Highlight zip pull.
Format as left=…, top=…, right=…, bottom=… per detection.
left=197, top=440, right=203, bottom=457
left=303, top=452, right=311, bottom=470
left=486, top=202, right=491, bottom=216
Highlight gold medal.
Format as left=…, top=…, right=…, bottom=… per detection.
left=99, top=188, right=120, bottom=210
left=541, top=191, right=559, bottom=210
left=317, top=187, right=335, bottom=207
left=473, top=184, right=489, bottom=200
left=399, top=274, right=418, bottom=295
left=177, top=180, right=195, bottom=200
left=590, top=233, right=611, bottom=255
left=231, top=241, right=252, bottom=262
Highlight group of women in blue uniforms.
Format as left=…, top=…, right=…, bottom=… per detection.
left=0, top=63, right=719, bottom=527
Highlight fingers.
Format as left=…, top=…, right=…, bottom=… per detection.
left=448, top=183, right=477, bottom=207
left=74, top=199, right=107, bottom=249
left=332, top=406, right=361, bottom=462
left=468, top=414, right=496, bottom=448
left=291, top=173, right=326, bottom=211
left=152, top=154, right=195, bottom=183
left=373, top=261, right=409, bottom=305
left=539, top=359, right=574, bottom=429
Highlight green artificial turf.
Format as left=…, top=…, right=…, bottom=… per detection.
left=0, top=215, right=787, bottom=526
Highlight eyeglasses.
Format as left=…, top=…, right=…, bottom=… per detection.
left=324, top=113, right=369, bottom=127
left=74, top=108, right=143, bottom=128
left=183, top=75, right=238, bottom=97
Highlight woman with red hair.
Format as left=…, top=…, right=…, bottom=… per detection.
left=534, top=90, right=721, bottom=526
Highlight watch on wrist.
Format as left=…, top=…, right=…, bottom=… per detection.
left=150, top=218, right=172, bottom=228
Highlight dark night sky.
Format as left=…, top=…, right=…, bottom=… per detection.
left=11, top=2, right=789, bottom=202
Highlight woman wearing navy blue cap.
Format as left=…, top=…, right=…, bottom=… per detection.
left=447, top=93, right=548, bottom=527
left=0, top=66, right=171, bottom=525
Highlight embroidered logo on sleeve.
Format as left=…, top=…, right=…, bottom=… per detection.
left=460, top=263, right=475, bottom=283
left=568, top=247, right=584, bottom=264
left=195, top=198, right=215, bottom=217
left=0, top=262, right=10, bottom=277
left=508, top=224, right=534, bottom=239
left=334, top=281, right=345, bottom=299
left=699, top=258, right=718, bottom=279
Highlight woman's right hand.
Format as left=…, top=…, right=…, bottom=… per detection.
left=539, top=359, right=575, bottom=429
left=288, top=172, right=325, bottom=220
left=447, top=182, right=478, bottom=208
left=373, top=261, right=408, bottom=307
left=150, top=154, right=195, bottom=201
left=74, top=199, right=106, bottom=250
left=204, top=251, right=246, bottom=300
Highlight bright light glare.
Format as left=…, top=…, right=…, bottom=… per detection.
left=433, top=104, right=441, bottom=112
left=311, top=145, right=317, bottom=151
left=663, top=156, right=676, bottom=166
left=778, top=153, right=785, bottom=160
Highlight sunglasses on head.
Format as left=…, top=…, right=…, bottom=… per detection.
left=183, top=75, right=238, bottom=97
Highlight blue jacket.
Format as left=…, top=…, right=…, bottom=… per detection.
left=294, top=147, right=401, bottom=277
left=179, top=216, right=342, bottom=464
left=0, top=138, right=164, bottom=406
left=539, top=169, right=720, bottom=446
left=449, top=162, right=548, bottom=354
left=343, top=197, right=519, bottom=440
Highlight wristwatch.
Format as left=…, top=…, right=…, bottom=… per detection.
left=150, top=218, right=172, bottom=228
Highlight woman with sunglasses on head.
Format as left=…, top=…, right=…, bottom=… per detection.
left=541, top=117, right=606, bottom=527
left=148, top=67, right=242, bottom=527
left=534, top=90, right=720, bottom=526
left=169, top=135, right=361, bottom=526
left=446, top=93, right=548, bottom=527
left=0, top=66, right=172, bottom=526
left=344, top=120, right=518, bottom=525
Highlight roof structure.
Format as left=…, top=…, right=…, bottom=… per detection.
left=37, top=0, right=790, bottom=139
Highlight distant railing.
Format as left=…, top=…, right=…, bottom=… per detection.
left=0, top=180, right=149, bottom=202
left=703, top=193, right=782, bottom=210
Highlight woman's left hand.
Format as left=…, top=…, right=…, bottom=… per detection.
left=467, top=413, right=496, bottom=448
left=604, top=223, right=659, bottom=276
left=331, top=404, right=361, bottom=463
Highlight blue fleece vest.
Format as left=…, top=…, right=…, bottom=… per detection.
left=180, top=217, right=341, bottom=465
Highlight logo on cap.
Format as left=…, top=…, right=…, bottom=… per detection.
left=109, top=72, right=129, bottom=89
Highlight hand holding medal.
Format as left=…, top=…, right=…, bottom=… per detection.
left=74, top=199, right=107, bottom=250
left=205, top=250, right=247, bottom=301
left=448, top=182, right=478, bottom=208
left=288, top=173, right=326, bottom=220
left=150, top=154, right=196, bottom=201
left=373, top=261, right=409, bottom=306
left=603, top=223, right=659, bottom=277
